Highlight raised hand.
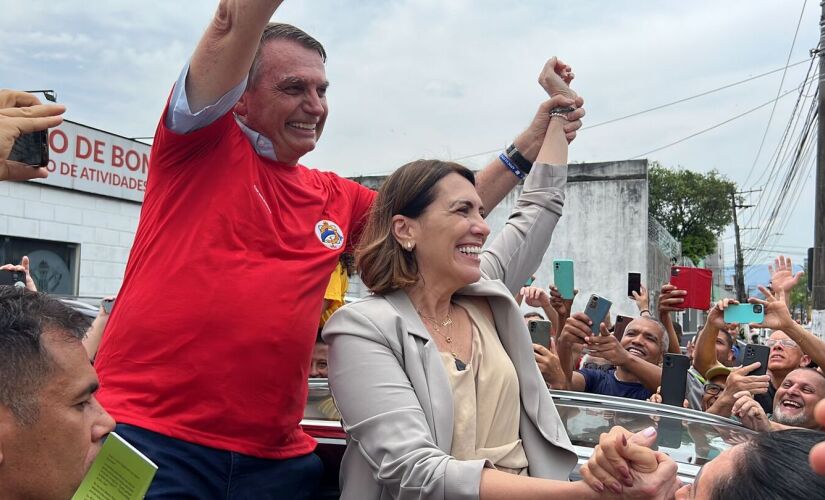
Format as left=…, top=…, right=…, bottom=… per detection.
left=0, top=255, right=37, bottom=291
left=520, top=285, right=552, bottom=309
left=549, top=285, right=576, bottom=319
left=0, top=90, right=65, bottom=181
left=657, top=284, right=686, bottom=313
left=769, top=255, right=803, bottom=293
left=586, top=324, right=630, bottom=367
left=748, top=285, right=794, bottom=332
left=537, top=56, right=578, bottom=102
left=632, top=285, right=650, bottom=314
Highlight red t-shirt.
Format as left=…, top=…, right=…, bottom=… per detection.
left=95, top=109, right=375, bottom=458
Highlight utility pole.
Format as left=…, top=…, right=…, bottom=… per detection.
left=814, top=1, right=825, bottom=337
left=731, top=190, right=757, bottom=303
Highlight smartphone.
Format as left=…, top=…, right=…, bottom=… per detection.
left=524, top=276, right=536, bottom=287
left=528, top=319, right=552, bottom=347
left=669, top=266, right=712, bottom=310
left=614, top=315, right=632, bottom=342
left=660, top=354, right=690, bottom=406
left=583, top=294, right=612, bottom=335
left=723, top=303, right=765, bottom=324
left=8, top=130, right=49, bottom=167
left=0, top=269, right=27, bottom=287
left=553, top=259, right=574, bottom=300
left=627, top=272, right=641, bottom=297
left=101, top=298, right=115, bottom=314
left=742, top=343, right=770, bottom=377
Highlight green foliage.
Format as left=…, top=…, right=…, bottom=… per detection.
left=648, top=162, right=737, bottom=264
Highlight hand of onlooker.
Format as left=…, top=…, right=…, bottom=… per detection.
left=657, top=284, right=686, bottom=314
left=559, top=312, right=593, bottom=346
left=724, top=361, right=770, bottom=394
left=0, top=255, right=37, bottom=291
left=631, top=285, right=650, bottom=314
left=812, top=399, right=825, bottom=475
left=769, top=255, right=803, bottom=294
left=748, top=285, right=795, bottom=332
left=706, top=297, right=740, bottom=331
left=685, top=338, right=695, bottom=360
left=534, top=339, right=565, bottom=389
left=732, top=390, right=771, bottom=432
left=586, top=324, right=630, bottom=366
left=0, top=90, right=66, bottom=182
left=519, top=285, right=552, bottom=309
left=647, top=387, right=663, bottom=404
left=549, top=285, right=576, bottom=319
left=580, top=425, right=681, bottom=498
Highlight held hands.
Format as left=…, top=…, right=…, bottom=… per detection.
left=0, top=256, right=37, bottom=292
left=0, top=89, right=65, bottom=181
left=580, top=426, right=681, bottom=498
left=732, top=391, right=772, bottom=432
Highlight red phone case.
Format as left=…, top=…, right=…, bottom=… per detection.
left=669, top=266, right=712, bottom=310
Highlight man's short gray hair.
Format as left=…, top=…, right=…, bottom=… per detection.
left=248, top=23, right=327, bottom=87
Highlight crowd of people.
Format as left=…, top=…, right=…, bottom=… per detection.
left=2, top=0, right=825, bottom=499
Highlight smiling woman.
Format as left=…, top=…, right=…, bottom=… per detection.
left=322, top=58, right=680, bottom=500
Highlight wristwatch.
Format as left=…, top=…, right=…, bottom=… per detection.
left=505, top=143, right=533, bottom=175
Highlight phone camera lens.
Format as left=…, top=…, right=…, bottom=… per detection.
left=754, top=305, right=763, bottom=313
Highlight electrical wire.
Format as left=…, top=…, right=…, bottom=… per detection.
left=742, top=0, right=809, bottom=187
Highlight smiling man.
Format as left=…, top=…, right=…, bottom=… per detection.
left=0, top=287, right=116, bottom=500
left=557, top=315, right=666, bottom=400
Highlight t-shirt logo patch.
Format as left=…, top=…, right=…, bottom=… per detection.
left=316, top=220, right=344, bottom=250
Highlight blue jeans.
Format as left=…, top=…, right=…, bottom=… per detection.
left=115, top=424, right=323, bottom=499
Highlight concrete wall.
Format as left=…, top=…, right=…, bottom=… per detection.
left=483, top=160, right=654, bottom=318
left=0, top=182, right=139, bottom=296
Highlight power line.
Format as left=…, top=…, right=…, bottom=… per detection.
left=628, top=87, right=800, bottom=160
left=742, top=0, right=809, bottom=186
left=450, top=58, right=815, bottom=162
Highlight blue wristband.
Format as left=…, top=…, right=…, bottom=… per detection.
left=499, top=152, right=526, bottom=180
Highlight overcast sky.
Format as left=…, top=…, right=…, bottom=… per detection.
left=1, top=0, right=819, bottom=268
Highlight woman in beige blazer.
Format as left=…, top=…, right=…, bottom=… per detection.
left=323, top=58, right=677, bottom=500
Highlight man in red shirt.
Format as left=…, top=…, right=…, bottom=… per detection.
left=94, top=1, right=585, bottom=497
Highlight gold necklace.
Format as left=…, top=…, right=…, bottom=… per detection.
left=418, top=305, right=458, bottom=359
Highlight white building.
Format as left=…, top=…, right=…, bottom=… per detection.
left=1, top=120, right=149, bottom=297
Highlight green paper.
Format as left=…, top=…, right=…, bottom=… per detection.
left=72, top=431, right=157, bottom=500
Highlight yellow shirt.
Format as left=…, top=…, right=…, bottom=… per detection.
left=320, top=262, right=348, bottom=326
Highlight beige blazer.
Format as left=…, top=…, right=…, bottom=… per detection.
left=324, top=164, right=578, bottom=500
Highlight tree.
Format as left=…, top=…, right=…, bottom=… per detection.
left=648, top=162, right=737, bottom=264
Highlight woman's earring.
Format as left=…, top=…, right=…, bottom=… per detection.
left=406, top=241, right=414, bottom=251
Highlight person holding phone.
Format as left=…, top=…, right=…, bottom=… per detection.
left=556, top=315, right=667, bottom=400
left=0, top=89, right=65, bottom=182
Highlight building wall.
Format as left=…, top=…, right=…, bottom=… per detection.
left=484, top=160, right=655, bottom=318
left=1, top=181, right=140, bottom=296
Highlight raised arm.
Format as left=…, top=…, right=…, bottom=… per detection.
left=587, top=324, right=663, bottom=393
left=557, top=313, right=591, bottom=391
left=657, top=284, right=686, bottom=355
left=692, top=299, right=735, bottom=376
left=475, top=57, right=583, bottom=212
left=186, top=0, right=285, bottom=113
left=751, top=285, right=825, bottom=369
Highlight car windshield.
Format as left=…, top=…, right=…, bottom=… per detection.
left=552, top=391, right=755, bottom=472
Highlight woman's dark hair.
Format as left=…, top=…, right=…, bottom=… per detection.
left=710, top=429, right=825, bottom=500
left=356, top=159, right=474, bottom=295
